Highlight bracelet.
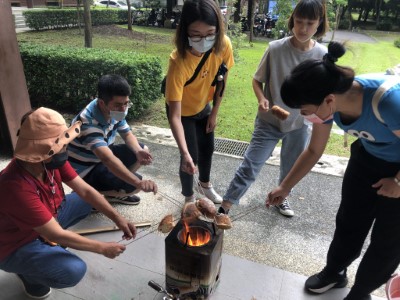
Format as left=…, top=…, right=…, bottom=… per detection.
left=394, top=177, right=400, bottom=186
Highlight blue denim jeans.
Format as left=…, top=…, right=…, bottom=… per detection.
left=223, top=117, right=310, bottom=204
left=0, top=192, right=92, bottom=288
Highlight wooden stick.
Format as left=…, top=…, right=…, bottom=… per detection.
left=71, top=221, right=152, bottom=235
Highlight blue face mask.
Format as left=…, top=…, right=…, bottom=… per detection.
left=44, top=151, right=68, bottom=170
left=110, top=109, right=128, bottom=122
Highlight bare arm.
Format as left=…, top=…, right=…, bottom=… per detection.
left=371, top=129, right=400, bottom=198
left=93, top=146, right=141, bottom=187
left=92, top=146, right=157, bottom=193
left=120, top=131, right=153, bottom=166
left=207, top=72, right=230, bottom=133
left=35, top=218, right=126, bottom=259
left=267, top=123, right=332, bottom=205
left=252, top=78, right=269, bottom=111
left=66, top=175, right=137, bottom=239
left=167, top=101, right=196, bottom=174
left=120, top=130, right=142, bottom=154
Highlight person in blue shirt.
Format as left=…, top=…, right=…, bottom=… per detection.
left=268, top=42, right=400, bottom=300
left=68, top=74, right=157, bottom=205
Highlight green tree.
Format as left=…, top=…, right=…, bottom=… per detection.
left=127, top=0, right=133, bottom=31
left=330, top=0, right=348, bottom=40
left=273, top=0, right=293, bottom=37
left=83, top=0, right=92, bottom=48
left=247, top=0, right=255, bottom=42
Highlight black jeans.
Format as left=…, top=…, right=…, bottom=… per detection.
left=166, top=104, right=214, bottom=197
left=326, top=139, right=400, bottom=296
left=83, top=144, right=143, bottom=193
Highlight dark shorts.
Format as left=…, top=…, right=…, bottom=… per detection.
left=84, top=143, right=144, bottom=193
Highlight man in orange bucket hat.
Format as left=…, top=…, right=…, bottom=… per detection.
left=0, top=107, right=153, bottom=299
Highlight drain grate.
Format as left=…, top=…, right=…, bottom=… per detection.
left=214, top=138, right=249, bottom=157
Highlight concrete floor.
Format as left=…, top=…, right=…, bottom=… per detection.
left=0, top=126, right=390, bottom=300
left=0, top=229, right=386, bottom=300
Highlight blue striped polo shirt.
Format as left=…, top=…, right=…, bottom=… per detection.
left=67, top=99, right=131, bottom=177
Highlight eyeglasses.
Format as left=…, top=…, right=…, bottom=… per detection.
left=189, top=34, right=217, bottom=42
left=111, top=101, right=133, bottom=110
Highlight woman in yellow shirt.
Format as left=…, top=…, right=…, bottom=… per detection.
left=164, top=0, right=234, bottom=203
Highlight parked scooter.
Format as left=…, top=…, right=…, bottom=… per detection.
left=264, top=15, right=274, bottom=38
left=170, top=10, right=181, bottom=29
left=147, top=9, right=157, bottom=26
left=240, top=16, right=249, bottom=32
left=156, top=9, right=166, bottom=27
left=132, top=10, right=148, bottom=26
left=253, top=14, right=265, bottom=36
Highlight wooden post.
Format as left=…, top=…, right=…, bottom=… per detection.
left=0, top=0, right=31, bottom=152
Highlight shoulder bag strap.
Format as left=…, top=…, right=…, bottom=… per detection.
left=184, top=49, right=212, bottom=87
left=372, top=78, right=400, bottom=123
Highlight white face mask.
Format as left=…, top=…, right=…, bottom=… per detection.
left=188, top=37, right=215, bottom=53
left=110, top=109, right=128, bottom=122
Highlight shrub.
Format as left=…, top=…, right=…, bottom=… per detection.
left=19, top=42, right=162, bottom=120
left=116, top=9, right=129, bottom=24
left=376, top=20, right=392, bottom=31
left=23, top=8, right=127, bottom=30
left=338, top=17, right=350, bottom=30
left=395, top=38, right=400, bottom=49
left=227, top=22, right=247, bottom=62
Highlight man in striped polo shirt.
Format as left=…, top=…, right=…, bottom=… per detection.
left=67, top=74, right=157, bottom=205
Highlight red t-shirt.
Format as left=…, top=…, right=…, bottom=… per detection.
left=0, top=159, right=78, bottom=261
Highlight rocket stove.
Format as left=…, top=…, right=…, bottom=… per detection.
left=164, top=218, right=224, bottom=299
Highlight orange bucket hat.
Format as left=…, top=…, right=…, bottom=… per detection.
left=14, top=107, right=82, bottom=163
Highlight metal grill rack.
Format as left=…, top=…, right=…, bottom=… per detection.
left=214, top=138, right=249, bottom=157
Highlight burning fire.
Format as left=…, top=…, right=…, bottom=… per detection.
left=180, top=222, right=211, bottom=247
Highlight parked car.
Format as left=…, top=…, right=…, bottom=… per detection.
left=94, top=0, right=135, bottom=10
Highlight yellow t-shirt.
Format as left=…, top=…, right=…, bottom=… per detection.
left=165, top=35, right=235, bottom=116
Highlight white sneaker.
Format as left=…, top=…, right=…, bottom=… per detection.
left=195, top=182, right=223, bottom=204
left=276, top=199, right=294, bottom=217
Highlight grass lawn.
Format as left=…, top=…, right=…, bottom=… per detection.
left=17, top=26, right=400, bottom=157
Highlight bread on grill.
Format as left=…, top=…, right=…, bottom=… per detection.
left=158, top=214, right=175, bottom=233
left=195, top=198, right=217, bottom=219
left=271, top=105, right=290, bottom=120
left=214, top=213, right=232, bottom=230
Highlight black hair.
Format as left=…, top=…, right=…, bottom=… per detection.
left=288, top=0, right=329, bottom=39
left=97, top=74, right=131, bottom=104
left=280, top=42, right=355, bottom=108
left=174, top=0, right=225, bottom=58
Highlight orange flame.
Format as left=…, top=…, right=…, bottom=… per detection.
left=181, top=221, right=211, bottom=247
